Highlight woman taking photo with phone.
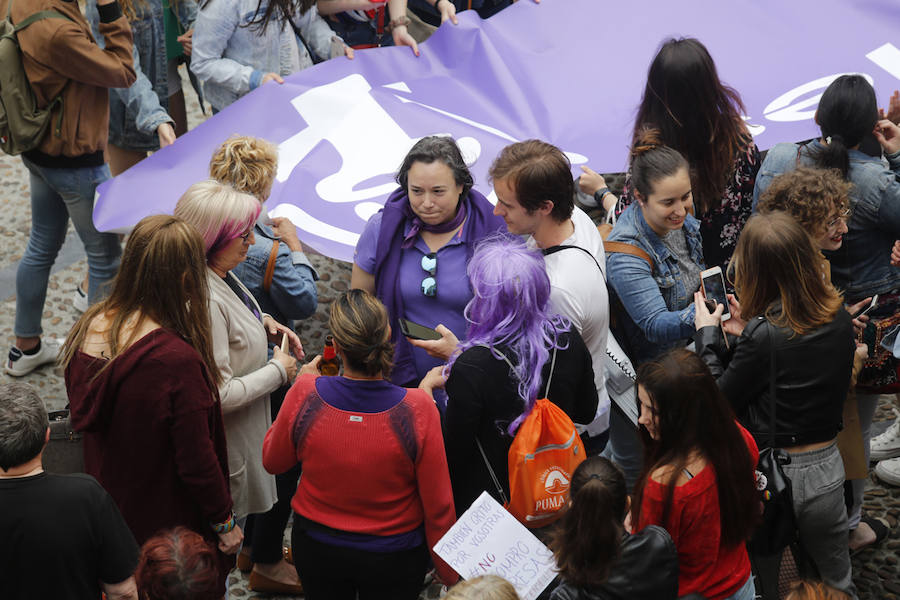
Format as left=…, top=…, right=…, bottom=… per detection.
left=351, top=136, right=505, bottom=388
left=695, top=211, right=857, bottom=598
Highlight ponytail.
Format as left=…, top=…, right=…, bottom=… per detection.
left=549, top=457, right=626, bottom=588
left=812, top=74, right=878, bottom=180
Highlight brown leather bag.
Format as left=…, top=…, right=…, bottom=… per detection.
left=263, top=240, right=279, bottom=292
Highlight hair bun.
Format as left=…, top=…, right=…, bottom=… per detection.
left=631, top=126, right=664, bottom=158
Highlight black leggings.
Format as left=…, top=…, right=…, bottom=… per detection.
left=245, top=386, right=302, bottom=564
left=291, top=524, right=429, bottom=600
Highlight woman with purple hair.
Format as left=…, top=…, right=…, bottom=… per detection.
left=425, top=234, right=598, bottom=516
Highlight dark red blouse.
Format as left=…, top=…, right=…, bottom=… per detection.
left=66, top=328, right=234, bottom=594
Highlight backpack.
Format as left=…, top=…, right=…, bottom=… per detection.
left=476, top=345, right=586, bottom=528
left=0, top=0, right=71, bottom=155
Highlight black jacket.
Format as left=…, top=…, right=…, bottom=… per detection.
left=695, top=310, right=855, bottom=448
left=549, top=525, right=678, bottom=600
left=443, top=327, right=598, bottom=516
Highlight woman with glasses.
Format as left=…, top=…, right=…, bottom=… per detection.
left=753, top=74, right=900, bottom=543
left=174, top=181, right=303, bottom=568
left=351, top=136, right=505, bottom=388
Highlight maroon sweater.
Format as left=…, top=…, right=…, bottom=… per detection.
left=263, top=374, right=458, bottom=583
left=66, top=329, right=234, bottom=593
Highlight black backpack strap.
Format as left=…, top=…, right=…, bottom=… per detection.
left=542, top=244, right=604, bottom=278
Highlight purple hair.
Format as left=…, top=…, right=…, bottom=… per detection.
left=448, top=233, right=570, bottom=434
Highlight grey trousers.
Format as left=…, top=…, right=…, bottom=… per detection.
left=849, top=393, right=881, bottom=529
left=784, top=442, right=857, bottom=599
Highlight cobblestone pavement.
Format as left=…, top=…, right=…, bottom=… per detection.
left=1, top=66, right=898, bottom=599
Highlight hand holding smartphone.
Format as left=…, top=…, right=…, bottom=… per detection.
left=398, top=318, right=441, bottom=341
left=852, top=294, right=879, bottom=319
left=700, top=267, right=731, bottom=321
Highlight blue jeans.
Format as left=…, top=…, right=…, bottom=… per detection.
left=724, top=576, right=755, bottom=600
left=15, top=157, right=121, bottom=338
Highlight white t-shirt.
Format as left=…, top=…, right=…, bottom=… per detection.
left=531, top=206, right=610, bottom=434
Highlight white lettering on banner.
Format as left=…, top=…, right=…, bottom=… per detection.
left=867, top=43, right=900, bottom=82
left=763, top=73, right=876, bottom=123
left=434, top=492, right=556, bottom=600
left=273, top=73, right=589, bottom=241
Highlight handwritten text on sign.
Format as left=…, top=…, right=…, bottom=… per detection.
left=434, top=492, right=556, bottom=600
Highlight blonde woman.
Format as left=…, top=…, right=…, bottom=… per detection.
left=174, top=181, right=303, bottom=592
left=208, top=136, right=318, bottom=592
left=445, top=575, right=520, bottom=600
left=209, top=135, right=318, bottom=331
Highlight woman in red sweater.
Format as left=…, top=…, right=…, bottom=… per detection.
left=631, top=349, right=759, bottom=600
left=263, top=289, right=458, bottom=598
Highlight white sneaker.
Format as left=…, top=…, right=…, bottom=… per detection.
left=874, top=456, right=900, bottom=487
left=4, top=339, right=62, bottom=377
left=870, top=408, right=900, bottom=462
left=73, top=285, right=88, bottom=313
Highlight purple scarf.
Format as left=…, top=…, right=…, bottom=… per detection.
left=373, top=187, right=506, bottom=386
left=401, top=198, right=468, bottom=249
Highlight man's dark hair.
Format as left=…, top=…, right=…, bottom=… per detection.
left=488, top=140, right=574, bottom=223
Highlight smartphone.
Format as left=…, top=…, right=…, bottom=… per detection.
left=701, top=267, right=731, bottom=321
left=280, top=332, right=290, bottom=353
left=398, top=318, right=441, bottom=341
left=853, top=294, right=879, bottom=319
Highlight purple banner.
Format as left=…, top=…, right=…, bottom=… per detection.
left=94, top=0, right=900, bottom=261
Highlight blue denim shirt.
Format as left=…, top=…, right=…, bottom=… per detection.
left=607, top=203, right=704, bottom=364
left=231, top=220, right=319, bottom=330
left=754, top=140, right=900, bottom=301
left=191, top=0, right=336, bottom=111
left=86, top=0, right=196, bottom=151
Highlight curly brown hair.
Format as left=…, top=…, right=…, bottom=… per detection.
left=756, top=167, right=852, bottom=241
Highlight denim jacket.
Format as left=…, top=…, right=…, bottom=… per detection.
left=191, top=0, right=336, bottom=111
left=607, top=203, right=704, bottom=364
left=754, top=140, right=900, bottom=301
left=231, top=220, right=319, bottom=330
left=87, top=0, right=197, bottom=151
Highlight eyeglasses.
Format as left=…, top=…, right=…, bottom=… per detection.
left=239, top=229, right=253, bottom=243
left=826, top=208, right=851, bottom=230
left=421, top=253, right=437, bottom=297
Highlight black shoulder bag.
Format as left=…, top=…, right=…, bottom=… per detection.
left=747, top=322, right=798, bottom=555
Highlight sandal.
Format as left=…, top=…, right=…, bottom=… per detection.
left=850, top=515, right=890, bottom=555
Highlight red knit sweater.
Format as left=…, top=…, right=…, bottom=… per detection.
left=262, top=374, right=458, bottom=583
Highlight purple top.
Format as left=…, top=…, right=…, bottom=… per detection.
left=355, top=189, right=504, bottom=384
left=313, top=376, right=407, bottom=412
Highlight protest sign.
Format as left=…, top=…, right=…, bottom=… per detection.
left=434, top=492, right=556, bottom=600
